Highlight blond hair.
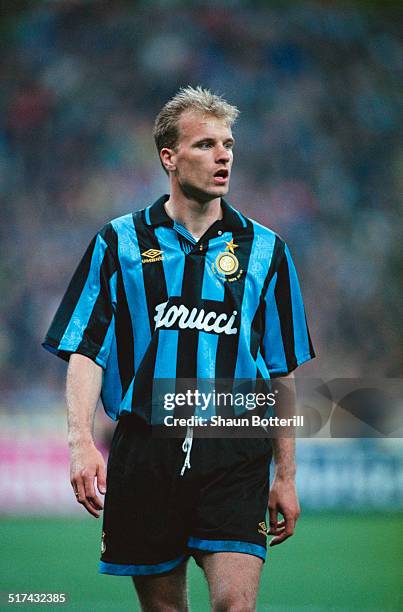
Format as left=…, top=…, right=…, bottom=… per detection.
left=153, top=86, right=239, bottom=172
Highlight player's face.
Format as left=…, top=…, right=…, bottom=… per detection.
left=170, top=111, right=234, bottom=202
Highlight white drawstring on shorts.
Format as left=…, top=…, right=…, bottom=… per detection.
left=180, top=425, right=193, bottom=476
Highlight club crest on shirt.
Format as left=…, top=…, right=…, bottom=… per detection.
left=211, top=239, right=243, bottom=282
left=142, top=248, right=164, bottom=263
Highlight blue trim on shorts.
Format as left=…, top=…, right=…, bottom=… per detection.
left=99, top=554, right=187, bottom=576
left=187, top=537, right=266, bottom=561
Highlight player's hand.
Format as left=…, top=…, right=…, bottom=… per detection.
left=70, top=442, right=106, bottom=518
left=268, top=476, right=300, bottom=547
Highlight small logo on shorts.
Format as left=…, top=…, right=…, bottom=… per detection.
left=101, top=531, right=106, bottom=554
left=258, top=521, right=269, bottom=537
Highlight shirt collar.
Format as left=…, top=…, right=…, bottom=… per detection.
left=144, top=194, right=248, bottom=231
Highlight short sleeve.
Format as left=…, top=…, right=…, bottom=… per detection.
left=262, top=242, right=315, bottom=377
left=42, top=231, right=117, bottom=369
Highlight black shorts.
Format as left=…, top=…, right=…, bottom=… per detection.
left=99, top=415, right=272, bottom=576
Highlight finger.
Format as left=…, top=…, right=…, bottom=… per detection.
left=82, top=471, right=104, bottom=511
left=72, top=477, right=101, bottom=518
left=81, top=468, right=103, bottom=506
left=82, top=499, right=101, bottom=518
left=85, top=491, right=103, bottom=511
left=268, top=506, right=278, bottom=530
left=79, top=485, right=101, bottom=517
left=269, top=517, right=296, bottom=547
left=268, top=519, right=285, bottom=531
left=72, top=478, right=85, bottom=504
left=97, top=462, right=107, bottom=496
left=268, top=521, right=286, bottom=535
left=269, top=534, right=287, bottom=547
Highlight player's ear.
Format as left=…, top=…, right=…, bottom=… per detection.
left=160, top=147, right=176, bottom=173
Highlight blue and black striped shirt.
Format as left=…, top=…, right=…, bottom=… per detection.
left=43, top=195, right=315, bottom=421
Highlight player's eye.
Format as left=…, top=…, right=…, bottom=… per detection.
left=199, top=142, right=212, bottom=149
left=224, top=142, right=234, bottom=149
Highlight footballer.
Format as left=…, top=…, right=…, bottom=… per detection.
left=43, top=86, right=315, bottom=610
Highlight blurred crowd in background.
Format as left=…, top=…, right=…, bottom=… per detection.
left=0, top=1, right=402, bottom=519
left=1, top=0, right=402, bottom=398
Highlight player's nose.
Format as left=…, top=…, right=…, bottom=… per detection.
left=215, top=144, right=231, bottom=163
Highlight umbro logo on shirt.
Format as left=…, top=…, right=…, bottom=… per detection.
left=142, top=248, right=164, bottom=263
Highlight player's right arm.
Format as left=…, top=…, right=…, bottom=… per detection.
left=66, top=353, right=106, bottom=518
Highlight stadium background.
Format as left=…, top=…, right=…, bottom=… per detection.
left=0, top=1, right=402, bottom=610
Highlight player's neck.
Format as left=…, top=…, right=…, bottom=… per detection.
left=164, top=191, right=222, bottom=241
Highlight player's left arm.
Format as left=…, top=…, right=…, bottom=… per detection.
left=268, top=371, right=300, bottom=546
left=261, top=240, right=315, bottom=545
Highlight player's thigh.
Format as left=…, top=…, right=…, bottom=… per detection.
left=197, top=551, right=263, bottom=612
left=132, top=560, right=189, bottom=612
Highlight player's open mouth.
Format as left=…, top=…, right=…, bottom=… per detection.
left=213, top=169, right=229, bottom=184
